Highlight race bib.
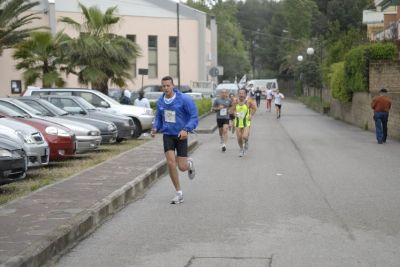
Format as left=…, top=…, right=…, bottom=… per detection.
left=220, top=108, right=227, bottom=116
left=165, top=110, right=176, bottom=123
left=236, top=111, right=246, bottom=119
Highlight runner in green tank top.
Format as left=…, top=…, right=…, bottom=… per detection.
left=230, top=88, right=257, bottom=157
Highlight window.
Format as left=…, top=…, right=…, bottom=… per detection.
left=127, top=35, right=137, bottom=78
left=77, top=92, right=105, bottom=107
left=148, top=35, right=158, bottom=78
left=169, top=36, right=178, bottom=78
left=21, top=100, right=52, bottom=116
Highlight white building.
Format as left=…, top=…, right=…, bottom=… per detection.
left=0, top=0, right=218, bottom=96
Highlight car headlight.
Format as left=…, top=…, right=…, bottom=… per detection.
left=88, top=130, right=99, bottom=136
left=15, top=131, right=35, bottom=144
left=107, top=123, right=116, bottom=131
left=45, top=126, right=71, bottom=137
left=0, top=149, right=13, bottom=158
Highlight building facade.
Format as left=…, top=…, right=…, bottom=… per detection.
left=0, top=0, right=218, bottom=96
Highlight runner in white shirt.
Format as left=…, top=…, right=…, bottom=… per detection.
left=273, top=89, right=285, bottom=119
left=134, top=91, right=150, bottom=108
left=265, top=88, right=273, bottom=112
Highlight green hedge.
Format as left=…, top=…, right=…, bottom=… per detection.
left=344, top=42, right=397, bottom=94
left=329, top=62, right=351, bottom=102
left=327, top=42, right=397, bottom=102
left=150, top=98, right=212, bottom=117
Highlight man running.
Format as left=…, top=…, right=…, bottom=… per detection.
left=230, top=88, right=257, bottom=157
left=151, top=76, right=198, bottom=204
left=265, top=86, right=273, bottom=112
left=213, top=89, right=232, bottom=152
left=273, top=89, right=285, bottom=119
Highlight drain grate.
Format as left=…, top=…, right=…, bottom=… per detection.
left=185, top=256, right=273, bottom=267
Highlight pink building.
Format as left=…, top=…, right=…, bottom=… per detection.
left=0, top=0, right=218, bottom=96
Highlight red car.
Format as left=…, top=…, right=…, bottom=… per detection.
left=0, top=106, right=76, bottom=160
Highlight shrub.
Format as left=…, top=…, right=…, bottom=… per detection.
left=195, top=98, right=212, bottom=116
left=343, top=42, right=397, bottom=94
left=150, top=98, right=212, bottom=117
left=330, top=62, right=351, bottom=102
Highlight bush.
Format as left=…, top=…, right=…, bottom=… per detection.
left=150, top=98, right=212, bottom=117
left=344, top=42, right=397, bottom=94
left=195, top=98, right=212, bottom=116
left=330, top=62, right=351, bottom=102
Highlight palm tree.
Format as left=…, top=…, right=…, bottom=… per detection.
left=13, top=31, right=70, bottom=87
left=60, top=4, right=140, bottom=94
left=0, top=0, right=41, bottom=55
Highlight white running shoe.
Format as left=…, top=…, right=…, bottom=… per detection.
left=239, top=149, right=244, bottom=157
left=188, top=158, right=195, bottom=180
left=244, top=141, right=249, bottom=152
left=221, top=144, right=226, bottom=152
left=170, top=193, right=184, bottom=204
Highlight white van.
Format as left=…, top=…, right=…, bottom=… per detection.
left=23, top=87, right=154, bottom=137
left=247, top=79, right=278, bottom=91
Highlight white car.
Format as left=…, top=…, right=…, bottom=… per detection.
left=185, top=92, right=204, bottom=100
left=23, top=87, right=154, bottom=137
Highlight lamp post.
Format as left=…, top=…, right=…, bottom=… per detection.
left=175, top=0, right=181, bottom=89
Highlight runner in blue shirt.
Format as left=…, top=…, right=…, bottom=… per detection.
left=151, top=76, right=198, bottom=204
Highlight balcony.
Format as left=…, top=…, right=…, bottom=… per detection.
left=374, top=20, right=400, bottom=40
left=376, top=0, right=400, bottom=9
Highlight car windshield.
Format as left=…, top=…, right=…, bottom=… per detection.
left=98, top=93, right=120, bottom=105
left=10, top=99, right=44, bottom=116
left=38, top=99, right=69, bottom=116
left=75, top=97, right=97, bottom=110
left=0, top=104, right=27, bottom=117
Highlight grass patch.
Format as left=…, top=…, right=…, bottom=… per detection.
left=299, top=96, right=330, bottom=113
left=0, top=138, right=146, bottom=205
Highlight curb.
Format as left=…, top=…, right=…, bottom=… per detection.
left=3, top=139, right=199, bottom=267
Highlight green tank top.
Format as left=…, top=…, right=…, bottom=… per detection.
left=235, top=102, right=250, bottom=128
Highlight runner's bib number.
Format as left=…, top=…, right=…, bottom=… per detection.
left=236, top=111, right=246, bottom=119
left=165, top=110, right=176, bottom=123
left=220, top=108, right=227, bottom=116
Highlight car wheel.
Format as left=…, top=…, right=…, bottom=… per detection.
left=116, top=137, right=124, bottom=143
left=132, top=118, right=142, bottom=138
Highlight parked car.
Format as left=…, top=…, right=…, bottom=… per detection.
left=0, top=134, right=27, bottom=185
left=0, top=98, right=101, bottom=154
left=140, top=84, right=192, bottom=93
left=23, top=87, right=154, bottom=137
left=186, top=92, right=204, bottom=100
left=0, top=105, right=76, bottom=160
left=25, top=96, right=135, bottom=142
left=0, top=115, right=49, bottom=167
left=144, top=92, right=163, bottom=103
left=17, top=97, right=118, bottom=144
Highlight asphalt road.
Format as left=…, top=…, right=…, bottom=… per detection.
left=57, top=100, right=400, bottom=267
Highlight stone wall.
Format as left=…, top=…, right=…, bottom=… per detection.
left=327, top=61, right=400, bottom=140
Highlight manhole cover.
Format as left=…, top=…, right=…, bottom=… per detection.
left=186, top=256, right=271, bottom=267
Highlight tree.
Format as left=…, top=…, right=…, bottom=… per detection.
left=213, top=1, right=250, bottom=81
left=0, top=0, right=41, bottom=55
left=59, top=4, right=140, bottom=94
left=13, top=31, right=69, bottom=87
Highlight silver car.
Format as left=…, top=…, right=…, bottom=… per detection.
left=0, top=98, right=101, bottom=154
left=0, top=118, right=49, bottom=167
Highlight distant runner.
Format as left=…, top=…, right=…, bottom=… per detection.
left=273, top=89, right=285, bottom=119
left=213, top=89, right=232, bottom=152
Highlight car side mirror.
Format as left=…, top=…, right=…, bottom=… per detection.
left=79, top=110, right=87, bottom=115
left=100, top=101, right=109, bottom=108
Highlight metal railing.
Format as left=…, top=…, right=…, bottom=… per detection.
left=374, top=20, right=400, bottom=41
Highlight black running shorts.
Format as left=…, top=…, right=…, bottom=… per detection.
left=163, top=134, right=188, bottom=157
left=217, top=118, right=230, bottom=128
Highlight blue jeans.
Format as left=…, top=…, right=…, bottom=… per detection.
left=373, top=112, right=389, bottom=143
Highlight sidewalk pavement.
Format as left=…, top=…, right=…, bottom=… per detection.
left=0, top=113, right=217, bottom=267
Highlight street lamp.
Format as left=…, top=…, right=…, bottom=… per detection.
left=174, top=0, right=181, bottom=89
left=297, top=55, right=304, bottom=62
left=306, top=47, right=315, bottom=56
